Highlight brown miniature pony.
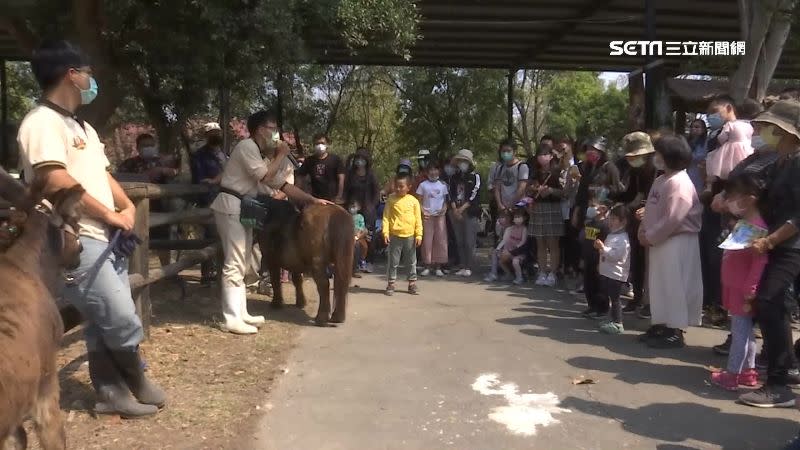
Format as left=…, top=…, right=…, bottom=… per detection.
left=0, top=169, right=84, bottom=450
left=255, top=200, right=354, bottom=326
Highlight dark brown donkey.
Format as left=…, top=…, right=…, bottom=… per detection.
left=255, top=200, right=354, bottom=326
left=0, top=170, right=84, bottom=450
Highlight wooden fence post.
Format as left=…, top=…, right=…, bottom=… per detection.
left=129, top=185, right=151, bottom=338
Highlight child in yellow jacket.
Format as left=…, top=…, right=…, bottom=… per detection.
left=383, top=174, right=423, bottom=296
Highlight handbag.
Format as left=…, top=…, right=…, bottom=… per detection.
left=220, top=187, right=270, bottom=230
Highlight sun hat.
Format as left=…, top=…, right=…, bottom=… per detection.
left=203, top=122, right=222, bottom=133
left=586, top=136, right=608, bottom=153
left=622, top=131, right=655, bottom=157
left=417, top=148, right=431, bottom=160
left=453, top=148, right=475, bottom=166
left=752, top=100, right=800, bottom=140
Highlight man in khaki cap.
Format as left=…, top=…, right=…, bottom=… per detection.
left=618, top=131, right=657, bottom=317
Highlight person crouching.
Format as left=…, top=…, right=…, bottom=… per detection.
left=383, top=174, right=423, bottom=296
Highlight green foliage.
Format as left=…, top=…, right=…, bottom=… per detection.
left=4, top=61, right=38, bottom=123
left=544, top=72, right=629, bottom=152
left=337, top=0, right=420, bottom=59
left=391, top=68, right=507, bottom=164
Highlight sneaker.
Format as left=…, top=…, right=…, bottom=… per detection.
left=787, top=369, right=800, bottom=386
left=544, top=272, right=557, bottom=287
left=637, top=305, right=652, bottom=319
left=462, top=269, right=472, bottom=277
left=364, top=263, right=374, bottom=273
left=435, top=269, right=445, bottom=277
left=623, top=285, right=635, bottom=298
left=512, top=277, right=524, bottom=286
left=385, top=284, right=395, bottom=296
left=711, top=370, right=739, bottom=391
left=739, top=384, right=796, bottom=408
left=638, top=324, right=667, bottom=342
left=484, top=273, right=498, bottom=282
left=535, top=273, right=547, bottom=286
left=599, top=321, right=624, bottom=334
left=647, top=328, right=685, bottom=349
left=738, top=369, right=759, bottom=387
left=622, top=301, right=639, bottom=315
left=409, top=283, right=419, bottom=295
left=713, top=334, right=732, bottom=356
left=420, top=268, right=431, bottom=277
left=455, top=269, right=467, bottom=277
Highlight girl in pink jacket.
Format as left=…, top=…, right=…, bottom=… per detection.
left=711, top=173, right=768, bottom=390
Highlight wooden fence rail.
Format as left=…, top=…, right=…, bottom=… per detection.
left=57, top=182, right=218, bottom=338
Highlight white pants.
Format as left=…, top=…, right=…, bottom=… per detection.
left=648, top=233, right=703, bottom=329
left=214, top=211, right=253, bottom=288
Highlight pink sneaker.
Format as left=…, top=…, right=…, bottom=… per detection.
left=738, top=369, right=759, bottom=387
left=710, top=370, right=739, bottom=391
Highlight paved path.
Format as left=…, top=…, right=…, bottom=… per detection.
left=247, top=271, right=799, bottom=450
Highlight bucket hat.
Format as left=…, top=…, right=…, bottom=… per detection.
left=453, top=149, right=475, bottom=166
left=622, top=131, right=655, bottom=157
left=752, top=100, right=800, bottom=140
left=586, top=136, right=608, bottom=153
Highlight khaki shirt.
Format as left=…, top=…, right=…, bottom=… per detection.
left=18, top=105, right=114, bottom=242
left=211, top=138, right=277, bottom=215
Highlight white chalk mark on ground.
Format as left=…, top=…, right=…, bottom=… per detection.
left=471, top=373, right=570, bottom=436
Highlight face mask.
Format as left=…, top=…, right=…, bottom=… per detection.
left=586, top=150, right=601, bottom=164
left=458, top=162, right=470, bottom=173
left=444, top=165, right=455, bottom=176
left=627, top=157, right=645, bottom=168
left=760, top=125, right=783, bottom=148
left=513, top=217, right=525, bottom=225
left=354, top=158, right=366, bottom=167
left=751, top=135, right=766, bottom=150
left=537, top=154, right=552, bottom=166
left=653, top=154, right=666, bottom=171
left=315, top=143, right=327, bottom=154
left=140, top=146, right=158, bottom=159
left=79, top=77, right=98, bottom=105
left=586, top=206, right=598, bottom=220
left=501, top=152, right=514, bottom=162
left=706, top=113, right=723, bottom=130
left=428, top=175, right=439, bottom=182
left=349, top=207, right=359, bottom=215
left=726, top=199, right=745, bottom=217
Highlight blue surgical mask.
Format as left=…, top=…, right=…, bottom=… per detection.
left=354, top=158, right=366, bottom=167
left=501, top=151, right=514, bottom=162
left=586, top=207, right=598, bottom=220
left=751, top=135, right=766, bottom=150
left=706, top=113, right=723, bottom=131
left=80, top=77, right=98, bottom=105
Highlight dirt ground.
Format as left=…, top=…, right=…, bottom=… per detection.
left=39, top=267, right=316, bottom=450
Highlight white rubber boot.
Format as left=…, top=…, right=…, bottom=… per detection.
left=237, top=285, right=265, bottom=326
left=221, top=286, right=257, bottom=334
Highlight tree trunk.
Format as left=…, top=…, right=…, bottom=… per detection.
left=756, top=1, right=793, bottom=100
left=730, top=0, right=774, bottom=102
left=71, top=0, right=123, bottom=132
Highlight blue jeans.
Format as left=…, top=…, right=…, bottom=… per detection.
left=63, top=236, right=143, bottom=352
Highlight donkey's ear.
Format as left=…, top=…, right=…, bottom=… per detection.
left=0, top=166, right=33, bottom=211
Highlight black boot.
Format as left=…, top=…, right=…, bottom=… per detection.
left=88, top=349, right=158, bottom=418
left=110, top=348, right=167, bottom=408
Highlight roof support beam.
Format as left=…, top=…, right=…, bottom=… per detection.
left=514, top=0, right=614, bottom=67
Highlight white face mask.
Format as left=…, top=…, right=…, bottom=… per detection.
left=751, top=135, right=766, bottom=150
left=349, top=207, right=359, bottom=215
left=586, top=207, right=598, bottom=220
left=513, top=217, right=524, bottom=225
left=458, top=162, right=470, bottom=173
left=315, top=143, right=327, bottom=154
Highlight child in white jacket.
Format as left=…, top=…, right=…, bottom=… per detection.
left=593, top=204, right=631, bottom=334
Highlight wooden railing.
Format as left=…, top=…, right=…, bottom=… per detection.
left=58, top=182, right=220, bottom=338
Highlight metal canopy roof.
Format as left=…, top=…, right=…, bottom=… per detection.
left=308, top=0, right=800, bottom=79
left=2, top=0, right=800, bottom=78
